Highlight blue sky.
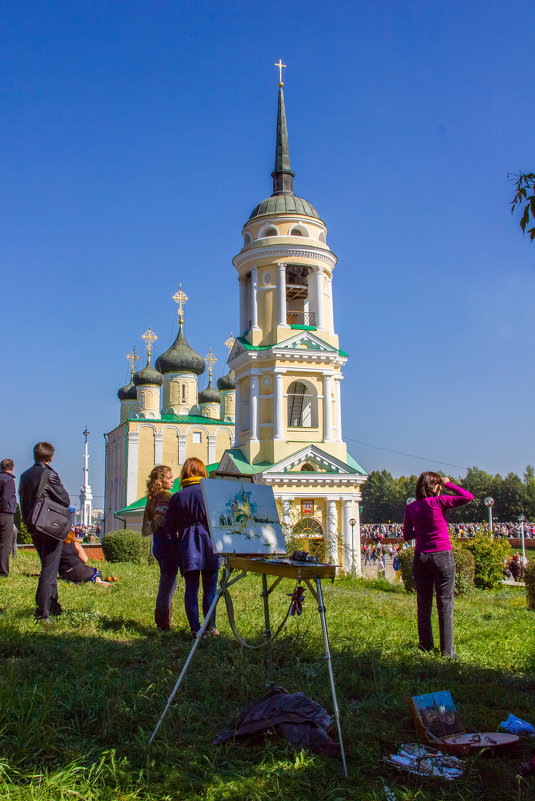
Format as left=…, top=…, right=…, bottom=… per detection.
left=2, top=0, right=534, bottom=511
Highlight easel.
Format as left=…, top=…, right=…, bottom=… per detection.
left=148, top=555, right=348, bottom=776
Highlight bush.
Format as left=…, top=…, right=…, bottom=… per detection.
left=397, top=544, right=475, bottom=596
left=462, top=535, right=510, bottom=590
left=14, top=508, right=32, bottom=544
left=101, top=529, right=149, bottom=563
left=524, top=561, right=535, bottom=610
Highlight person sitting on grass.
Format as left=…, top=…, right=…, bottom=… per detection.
left=58, top=531, right=110, bottom=585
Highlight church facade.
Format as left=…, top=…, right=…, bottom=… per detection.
left=106, top=77, right=367, bottom=573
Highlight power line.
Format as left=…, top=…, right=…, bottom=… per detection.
left=345, top=437, right=470, bottom=472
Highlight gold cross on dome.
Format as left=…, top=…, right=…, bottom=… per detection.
left=274, top=59, right=286, bottom=86
left=172, top=284, right=188, bottom=325
left=141, top=326, right=158, bottom=360
left=205, top=348, right=217, bottom=381
left=126, top=346, right=140, bottom=378
left=224, top=332, right=235, bottom=353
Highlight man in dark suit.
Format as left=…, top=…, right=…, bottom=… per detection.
left=0, top=458, right=17, bottom=577
left=19, top=442, right=70, bottom=622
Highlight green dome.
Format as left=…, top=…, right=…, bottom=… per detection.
left=198, top=378, right=220, bottom=405
left=117, top=380, right=137, bottom=401
left=133, top=360, right=163, bottom=386
left=155, top=323, right=206, bottom=376
left=249, top=193, right=320, bottom=221
left=217, top=368, right=235, bottom=391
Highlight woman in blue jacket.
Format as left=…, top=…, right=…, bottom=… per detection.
left=164, top=458, right=220, bottom=637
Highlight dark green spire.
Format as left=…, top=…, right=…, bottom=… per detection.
left=271, top=86, right=295, bottom=195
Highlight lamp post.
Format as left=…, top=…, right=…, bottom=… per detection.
left=406, top=498, right=416, bottom=547
left=484, top=497, right=494, bottom=539
left=349, top=518, right=356, bottom=575
left=518, top=514, right=526, bottom=570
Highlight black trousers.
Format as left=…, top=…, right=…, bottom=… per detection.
left=0, top=512, right=14, bottom=576
left=412, top=550, right=456, bottom=657
left=31, top=532, right=63, bottom=618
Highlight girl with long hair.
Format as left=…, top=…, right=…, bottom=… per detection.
left=403, top=473, right=473, bottom=658
left=143, top=464, right=176, bottom=631
left=164, top=457, right=220, bottom=637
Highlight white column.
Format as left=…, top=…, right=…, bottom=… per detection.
left=353, top=498, right=362, bottom=576
left=278, top=262, right=287, bottom=326
left=335, top=377, right=343, bottom=442
left=342, top=498, right=352, bottom=572
left=251, top=266, right=259, bottom=329
left=327, top=499, right=338, bottom=564
left=178, top=434, right=187, bottom=465
left=328, top=275, right=335, bottom=332
left=324, top=375, right=334, bottom=442
left=154, top=433, right=163, bottom=465
left=274, top=371, right=284, bottom=439
left=239, top=276, right=247, bottom=333
left=250, top=374, right=259, bottom=440
left=208, top=435, right=216, bottom=464
left=126, top=431, right=139, bottom=505
left=234, top=382, right=241, bottom=445
left=315, top=267, right=325, bottom=329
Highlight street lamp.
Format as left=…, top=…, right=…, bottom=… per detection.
left=518, top=514, right=526, bottom=569
left=349, top=518, right=356, bottom=575
left=484, top=497, right=494, bottom=539
left=406, top=498, right=416, bottom=547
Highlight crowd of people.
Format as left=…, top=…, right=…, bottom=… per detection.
left=362, top=521, right=535, bottom=541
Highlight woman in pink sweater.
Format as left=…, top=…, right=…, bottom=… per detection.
left=403, top=473, right=473, bottom=658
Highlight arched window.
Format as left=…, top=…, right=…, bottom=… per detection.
left=293, top=517, right=324, bottom=537
left=300, top=462, right=315, bottom=472
left=264, top=227, right=277, bottom=237
left=243, top=232, right=252, bottom=244
left=181, top=384, right=187, bottom=403
left=287, top=381, right=317, bottom=428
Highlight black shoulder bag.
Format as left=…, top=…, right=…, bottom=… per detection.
left=29, top=469, right=72, bottom=541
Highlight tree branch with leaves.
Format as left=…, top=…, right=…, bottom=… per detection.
left=510, top=172, right=535, bottom=242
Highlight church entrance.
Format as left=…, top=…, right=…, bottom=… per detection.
left=292, top=517, right=325, bottom=561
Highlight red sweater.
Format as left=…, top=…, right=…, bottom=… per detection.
left=403, top=483, right=474, bottom=553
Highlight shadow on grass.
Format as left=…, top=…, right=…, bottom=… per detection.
left=0, top=614, right=534, bottom=800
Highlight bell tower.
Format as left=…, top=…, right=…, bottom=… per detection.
left=228, top=76, right=348, bottom=467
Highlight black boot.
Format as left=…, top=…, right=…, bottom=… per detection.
left=155, top=607, right=172, bottom=632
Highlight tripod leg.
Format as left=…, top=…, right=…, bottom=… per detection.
left=261, top=573, right=274, bottom=686
left=314, top=577, right=348, bottom=777
left=148, top=585, right=223, bottom=745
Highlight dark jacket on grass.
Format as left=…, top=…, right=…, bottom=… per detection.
left=0, top=470, right=17, bottom=514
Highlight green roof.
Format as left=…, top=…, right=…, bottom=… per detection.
left=221, top=449, right=274, bottom=474
left=346, top=452, right=368, bottom=475
left=117, top=463, right=220, bottom=514
left=237, top=335, right=349, bottom=357
left=126, top=414, right=230, bottom=426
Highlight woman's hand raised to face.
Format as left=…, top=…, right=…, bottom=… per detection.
left=442, top=477, right=451, bottom=486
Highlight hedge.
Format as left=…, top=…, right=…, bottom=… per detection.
left=397, top=544, right=475, bottom=596
left=525, top=561, right=535, bottom=611
left=101, top=529, right=150, bottom=563
left=462, top=535, right=510, bottom=590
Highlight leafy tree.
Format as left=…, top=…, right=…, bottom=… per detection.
left=463, top=535, right=510, bottom=590
left=511, top=172, right=535, bottom=242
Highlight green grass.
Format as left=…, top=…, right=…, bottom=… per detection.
left=0, top=553, right=534, bottom=800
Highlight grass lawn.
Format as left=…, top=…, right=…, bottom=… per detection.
left=0, top=552, right=534, bottom=800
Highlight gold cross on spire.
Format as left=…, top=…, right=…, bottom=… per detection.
left=141, top=326, right=158, bottom=361
left=126, top=346, right=140, bottom=378
left=224, top=332, right=235, bottom=353
left=204, top=348, right=217, bottom=381
left=172, top=284, right=188, bottom=325
left=274, top=59, right=286, bottom=87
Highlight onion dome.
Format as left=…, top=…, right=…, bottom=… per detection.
left=217, top=368, right=235, bottom=391
left=155, top=322, right=206, bottom=376
left=198, top=378, right=220, bottom=404
left=117, top=380, right=137, bottom=401
left=248, top=86, right=320, bottom=222
left=133, top=358, right=163, bottom=386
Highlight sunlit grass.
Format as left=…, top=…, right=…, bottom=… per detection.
left=0, top=552, right=534, bottom=799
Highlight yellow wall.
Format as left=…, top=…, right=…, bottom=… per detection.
left=137, top=426, right=155, bottom=498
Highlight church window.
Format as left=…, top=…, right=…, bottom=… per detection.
left=300, top=463, right=316, bottom=472
left=243, top=232, right=252, bottom=244
left=181, top=384, right=187, bottom=403
left=139, top=391, right=146, bottom=409
left=293, top=517, right=323, bottom=537
left=287, top=381, right=317, bottom=428
left=192, top=431, right=202, bottom=443
left=265, top=227, right=277, bottom=236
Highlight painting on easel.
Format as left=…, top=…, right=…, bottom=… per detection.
left=200, top=479, right=286, bottom=555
